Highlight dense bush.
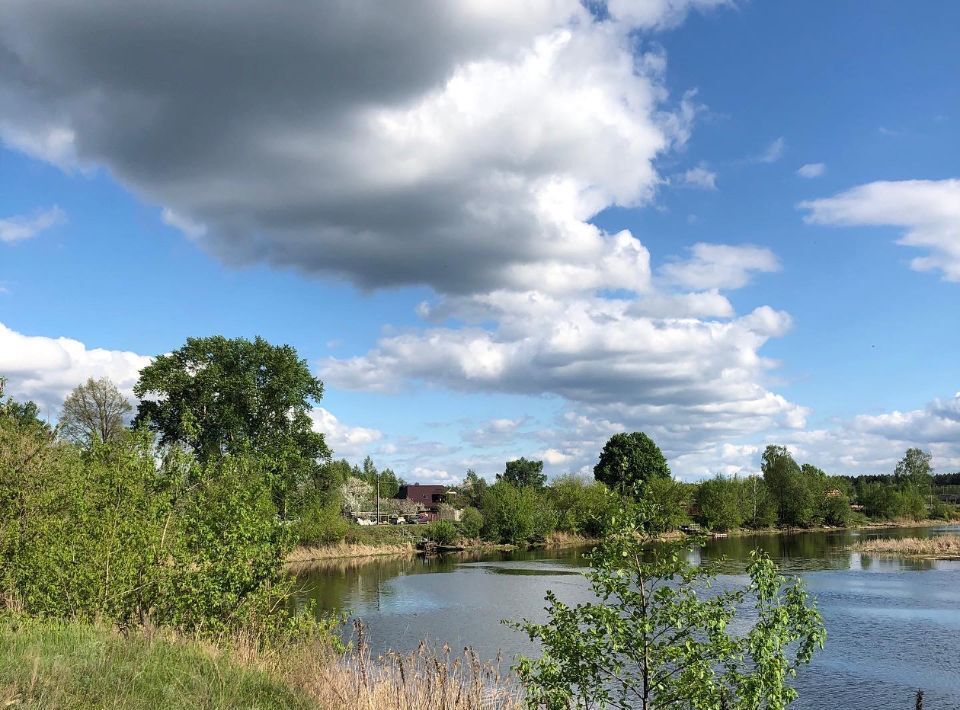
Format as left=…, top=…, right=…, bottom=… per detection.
left=0, top=411, right=303, bottom=638
left=457, top=506, right=483, bottom=539
left=423, top=520, right=458, bottom=546
left=293, top=496, right=349, bottom=546
left=642, top=477, right=691, bottom=532
left=549, top=475, right=613, bottom=537
left=481, top=482, right=556, bottom=544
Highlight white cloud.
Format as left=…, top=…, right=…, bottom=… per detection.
left=797, top=162, right=825, bottom=178
left=308, top=407, right=383, bottom=459
left=754, top=137, right=785, bottom=164
left=161, top=208, right=206, bottom=238
left=0, top=321, right=151, bottom=414
left=462, top=417, right=527, bottom=447
left=409, top=467, right=459, bottom=485
left=678, top=163, right=717, bottom=190
left=322, top=285, right=805, bottom=466
left=0, top=0, right=721, bottom=296
left=799, top=179, right=960, bottom=281
left=660, top=243, right=780, bottom=290
left=0, top=206, right=65, bottom=244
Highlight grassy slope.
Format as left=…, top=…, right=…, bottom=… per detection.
left=0, top=618, right=313, bottom=709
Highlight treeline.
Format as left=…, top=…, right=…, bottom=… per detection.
left=0, top=336, right=342, bottom=640
left=332, top=440, right=959, bottom=546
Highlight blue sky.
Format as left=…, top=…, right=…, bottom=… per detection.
left=1, top=0, right=958, bottom=482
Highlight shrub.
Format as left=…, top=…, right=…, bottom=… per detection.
left=642, top=477, right=691, bottom=532
left=458, top=506, right=483, bottom=539
left=424, top=520, right=458, bottom=546
left=696, top=476, right=745, bottom=532
left=511, top=501, right=826, bottom=708
left=549, top=475, right=613, bottom=537
left=295, top=496, right=348, bottom=546
left=481, top=482, right=557, bottom=544
left=0, top=416, right=306, bottom=638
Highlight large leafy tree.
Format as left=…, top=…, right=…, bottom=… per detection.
left=133, top=335, right=330, bottom=515
left=511, top=502, right=826, bottom=709
left=59, top=377, right=132, bottom=446
left=894, top=447, right=933, bottom=487
left=499, top=457, right=546, bottom=488
left=593, top=432, right=670, bottom=494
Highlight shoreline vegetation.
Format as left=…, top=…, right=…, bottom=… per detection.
left=0, top=617, right=520, bottom=710
left=285, top=518, right=958, bottom=566
left=849, top=534, right=960, bottom=560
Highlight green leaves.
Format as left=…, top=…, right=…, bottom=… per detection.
left=133, top=335, right=331, bottom=517
left=593, top=432, right=671, bottom=496
left=510, top=501, right=825, bottom=709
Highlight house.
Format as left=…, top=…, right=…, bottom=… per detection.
left=395, top=484, right=453, bottom=522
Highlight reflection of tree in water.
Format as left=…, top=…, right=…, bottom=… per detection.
left=290, top=525, right=959, bottom=619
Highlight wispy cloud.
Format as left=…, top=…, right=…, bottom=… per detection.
left=797, top=162, right=825, bottom=178
left=677, top=163, right=718, bottom=190
left=800, top=178, right=960, bottom=281
left=0, top=206, right=65, bottom=244
left=753, top=137, right=785, bottom=164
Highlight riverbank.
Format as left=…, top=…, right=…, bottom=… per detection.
left=849, top=534, right=960, bottom=559
left=287, top=529, right=599, bottom=565
left=0, top=617, right=519, bottom=710
left=287, top=517, right=958, bottom=565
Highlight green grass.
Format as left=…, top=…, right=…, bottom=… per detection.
left=343, top=523, right=419, bottom=546
left=0, top=618, right=314, bottom=709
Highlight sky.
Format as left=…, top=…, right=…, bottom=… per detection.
left=1, top=0, right=959, bottom=483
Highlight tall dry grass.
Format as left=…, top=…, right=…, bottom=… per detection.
left=273, top=622, right=520, bottom=709
left=286, top=541, right=415, bottom=565
left=850, top=534, right=960, bottom=558
left=2, top=616, right=521, bottom=709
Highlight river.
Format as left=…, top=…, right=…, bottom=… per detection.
left=292, top=524, right=960, bottom=709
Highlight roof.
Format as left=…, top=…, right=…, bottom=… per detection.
left=396, top=483, right=447, bottom=506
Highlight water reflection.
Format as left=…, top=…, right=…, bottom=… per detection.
left=291, top=524, right=960, bottom=709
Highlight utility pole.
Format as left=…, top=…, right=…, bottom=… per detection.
left=376, top=470, right=381, bottom=525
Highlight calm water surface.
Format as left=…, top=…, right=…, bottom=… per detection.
left=293, top=525, right=960, bottom=709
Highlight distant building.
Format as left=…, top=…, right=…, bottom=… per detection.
left=395, top=484, right=453, bottom=522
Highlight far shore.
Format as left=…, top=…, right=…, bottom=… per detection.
left=285, top=518, right=960, bottom=567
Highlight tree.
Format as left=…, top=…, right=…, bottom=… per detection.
left=481, top=481, right=556, bottom=544
left=458, top=469, right=489, bottom=508
left=133, top=335, right=330, bottom=516
left=762, top=445, right=815, bottom=527
left=697, top=476, right=745, bottom=532
left=0, top=377, right=49, bottom=432
left=499, top=457, right=546, bottom=488
left=59, top=377, right=132, bottom=446
left=511, top=502, right=825, bottom=709
left=593, top=432, right=670, bottom=495
left=895, top=448, right=933, bottom=490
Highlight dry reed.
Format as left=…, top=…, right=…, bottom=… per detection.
left=850, top=534, right=960, bottom=558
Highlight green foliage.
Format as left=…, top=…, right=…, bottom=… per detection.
left=59, top=376, right=132, bottom=447
left=133, top=335, right=331, bottom=516
left=481, top=481, right=556, bottom=544
left=499, top=457, right=546, bottom=488
left=0, top=416, right=311, bottom=639
left=762, top=446, right=817, bottom=528
left=696, top=476, right=746, bottom=532
left=549, top=474, right=614, bottom=537
left=642, top=476, right=691, bottom=533
left=457, top=506, right=484, bottom=539
left=354, top=456, right=404, bottom=499
left=510, top=503, right=825, bottom=709
left=457, top=469, right=488, bottom=509
left=0, top=379, right=50, bottom=432
left=424, top=520, right=458, bottom=546
left=895, top=447, right=933, bottom=483
left=294, top=494, right=349, bottom=546
left=0, top=617, right=315, bottom=710
left=593, top=432, right=670, bottom=495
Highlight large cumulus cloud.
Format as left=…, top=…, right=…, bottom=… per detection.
left=0, top=0, right=725, bottom=294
